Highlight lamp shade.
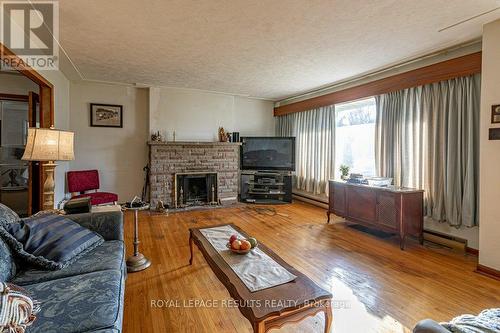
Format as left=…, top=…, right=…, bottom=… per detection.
left=22, top=128, right=74, bottom=161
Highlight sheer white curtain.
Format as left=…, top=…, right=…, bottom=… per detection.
left=375, top=74, right=480, bottom=227
left=276, top=106, right=335, bottom=195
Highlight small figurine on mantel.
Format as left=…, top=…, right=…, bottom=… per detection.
left=151, top=131, right=164, bottom=143
left=218, top=127, right=231, bottom=142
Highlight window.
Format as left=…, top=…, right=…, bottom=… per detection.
left=334, top=97, right=376, bottom=179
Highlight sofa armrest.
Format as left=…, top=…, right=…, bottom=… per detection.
left=65, top=211, right=123, bottom=241
left=413, top=319, right=451, bottom=333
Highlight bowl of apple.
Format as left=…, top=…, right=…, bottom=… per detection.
left=226, top=234, right=258, bottom=254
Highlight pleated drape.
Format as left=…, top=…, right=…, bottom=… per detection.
left=276, top=106, right=335, bottom=195
left=375, top=74, right=480, bottom=227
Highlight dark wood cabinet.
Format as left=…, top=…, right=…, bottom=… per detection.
left=327, top=180, right=424, bottom=249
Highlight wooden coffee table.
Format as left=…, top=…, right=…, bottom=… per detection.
left=189, top=223, right=333, bottom=333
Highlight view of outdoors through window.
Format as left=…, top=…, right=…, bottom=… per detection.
left=334, top=97, right=376, bottom=179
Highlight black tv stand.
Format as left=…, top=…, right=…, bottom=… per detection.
left=240, top=171, right=292, bottom=204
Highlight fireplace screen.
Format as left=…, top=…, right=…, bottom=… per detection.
left=175, top=172, right=218, bottom=207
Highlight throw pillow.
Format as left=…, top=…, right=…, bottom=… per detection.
left=0, top=282, right=40, bottom=332
left=0, top=213, right=104, bottom=270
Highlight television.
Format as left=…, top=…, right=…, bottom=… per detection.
left=240, top=137, right=295, bottom=171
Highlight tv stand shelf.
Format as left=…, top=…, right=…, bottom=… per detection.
left=240, top=171, right=292, bottom=204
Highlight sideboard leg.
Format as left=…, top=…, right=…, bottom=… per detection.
left=419, top=233, right=424, bottom=245
left=326, top=211, right=330, bottom=224
left=400, top=234, right=406, bottom=250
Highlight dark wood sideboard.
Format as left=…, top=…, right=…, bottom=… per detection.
left=327, top=180, right=424, bottom=250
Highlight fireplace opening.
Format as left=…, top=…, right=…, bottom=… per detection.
left=175, top=173, right=218, bottom=207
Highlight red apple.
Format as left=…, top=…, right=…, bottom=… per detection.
left=229, top=234, right=238, bottom=244
left=231, top=240, right=242, bottom=250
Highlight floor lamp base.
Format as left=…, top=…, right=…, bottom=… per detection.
left=42, top=162, right=57, bottom=211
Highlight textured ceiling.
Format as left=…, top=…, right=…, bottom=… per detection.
left=59, top=0, right=500, bottom=100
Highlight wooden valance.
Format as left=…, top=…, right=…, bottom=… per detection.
left=274, top=52, right=482, bottom=116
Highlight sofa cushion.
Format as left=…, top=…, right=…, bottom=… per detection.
left=1, top=213, right=104, bottom=270
left=23, top=270, right=124, bottom=333
left=13, top=240, right=124, bottom=286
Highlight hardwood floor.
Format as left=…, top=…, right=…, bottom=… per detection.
left=123, top=201, right=500, bottom=333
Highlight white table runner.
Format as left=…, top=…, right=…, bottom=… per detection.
left=199, top=225, right=297, bottom=292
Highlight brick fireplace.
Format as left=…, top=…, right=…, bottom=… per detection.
left=148, top=141, right=240, bottom=208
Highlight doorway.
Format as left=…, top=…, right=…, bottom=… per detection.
left=0, top=92, right=41, bottom=216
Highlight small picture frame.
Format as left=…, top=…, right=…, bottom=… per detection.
left=90, top=103, right=123, bottom=128
left=492, top=104, right=500, bottom=124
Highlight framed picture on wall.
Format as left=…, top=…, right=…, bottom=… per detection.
left=492, top=104, right=500, bottom=124
left=90, top=103, right=123, bottom=128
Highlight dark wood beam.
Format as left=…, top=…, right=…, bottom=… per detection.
left=274, top=52, right=482, bottom=116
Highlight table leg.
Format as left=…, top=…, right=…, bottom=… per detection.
left=326, top=211, right=330, bottom=224
left=324, top=301, right=333, bottom=333
left=252, top=320, right=265, bottom=333
left=189, top=232, right=194, bottom=265
left=133, top=209, right=139, bottom=256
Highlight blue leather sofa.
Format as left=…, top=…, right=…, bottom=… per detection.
left=0, top=207, right=126, bottom=333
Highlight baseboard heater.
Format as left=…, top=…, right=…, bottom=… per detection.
left=423, top=229, right=473, bottom=253
left=292, top=192, right=328, bottom=209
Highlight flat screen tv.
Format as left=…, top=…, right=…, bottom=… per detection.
left=240, top=137, right=295, bottom=171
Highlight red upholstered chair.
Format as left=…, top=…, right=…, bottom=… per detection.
left=67, top=170, right=118, bottom=205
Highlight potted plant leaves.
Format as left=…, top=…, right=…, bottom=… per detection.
left=339, top=164, right=350, bottom=180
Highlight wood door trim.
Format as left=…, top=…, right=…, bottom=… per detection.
left=1, top=42, right=53, bottom=128
left=0, top=93, right=29, bottom=101
left=1, top=43, right=53, bottom=89
left=1, top=42, right=55, bottom=213
left=274, top=52, right=482, bottom=116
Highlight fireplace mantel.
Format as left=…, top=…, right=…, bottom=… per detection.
left=148, top=141, right=241, bottom=146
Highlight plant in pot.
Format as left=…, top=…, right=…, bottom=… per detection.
left=339, top=164, right=350, bottom=180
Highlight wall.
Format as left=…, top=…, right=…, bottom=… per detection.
left=479, top=19, right=500, bottom=271
left=149, top=87, right=275, bottom=141
left=69, top=82, right=149, bottom=202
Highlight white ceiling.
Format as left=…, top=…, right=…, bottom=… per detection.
left=59, top=0, right=500, bottom=100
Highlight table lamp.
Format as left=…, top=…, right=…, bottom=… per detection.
left=22, top=127, right=74, bottom=210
